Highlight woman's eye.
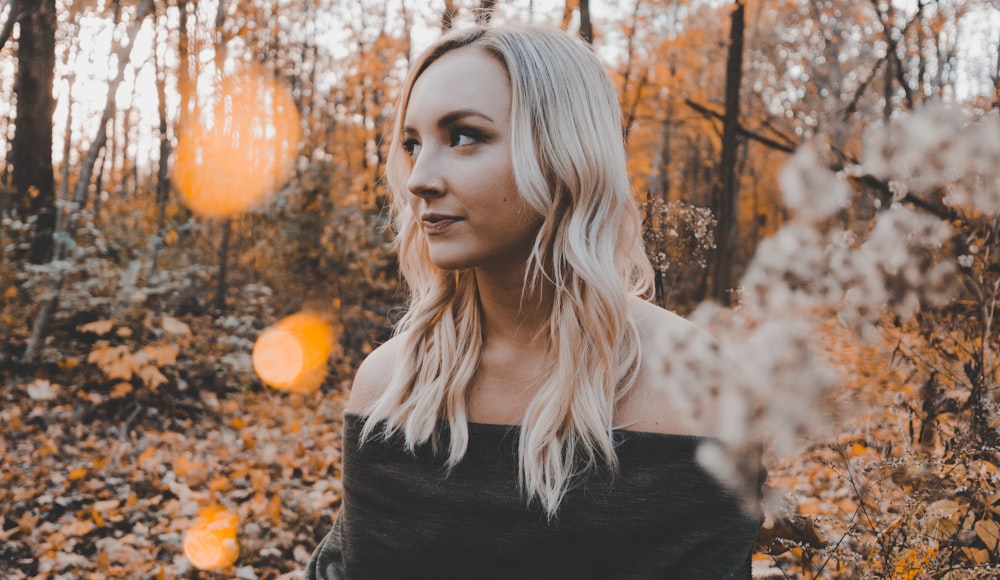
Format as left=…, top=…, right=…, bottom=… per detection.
left=451, top=129, right=479, bottom=147
left=402, top=139, right=421, bottom=156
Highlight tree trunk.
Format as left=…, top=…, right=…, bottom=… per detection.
left=993, top=33, right=999, bottom=109
left=178, top=0, right=192, bottom=121
left=92, top=142, right=107, bottom=214
left=710, top=0, right=745, bottom=304
left=655, top=100, right=672, bottom=202
left=11, top=0, right=56, bottom=264
left=578, top=0, right=592, bottom=44
left=213, top=218, right=231, bottom=312
left=620, top=0, right=643, bottom=143
left=884, top=37, right=894, bottom=122
left=150, top=0, right=171, bottom=280
left=212, top=0, right=232, bottom=313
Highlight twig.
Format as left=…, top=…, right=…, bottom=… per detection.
left=120, top=403, right=143, bottom=440
left=683, top=99, right=797, bottom=154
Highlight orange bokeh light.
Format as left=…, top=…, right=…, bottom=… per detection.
left=252, top=312, right=336, bottom=393
left=173, top=67, right=301, bottom=218
left=183, top=505, right=240, bottom=570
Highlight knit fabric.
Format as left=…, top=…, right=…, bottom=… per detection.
left=307, top=413, right=762, bottom=580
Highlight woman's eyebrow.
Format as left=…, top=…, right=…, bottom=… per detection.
left=403, top=109, right=495, bottom=134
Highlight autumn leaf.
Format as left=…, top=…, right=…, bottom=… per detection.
left=962, top=546, right=990, bottom=565
left=173, top=455, right=208, bottom=486
left=139, top=365, right=168, bottom=390
left=975, top=519, right=1000, bottom=552
left=926, top=499, right=962, bottom=541
left=110, top=382, right=134, bottom=399
left=79, top=319, right=115, bottom=335
left=88, top=344, right=136, bottom=380
left=927, top=516, right=960, bottom=541
left=143, top=344, right=180, bottom=366
left=209, top=476, right=231, bottom=493
left=26, top=379, right=59, bottom=400
left=162, top=315, right=191, bottom=336
left=64, top=517, right=96, bottom=537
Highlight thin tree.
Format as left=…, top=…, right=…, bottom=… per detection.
left=212, top=0, right=231, bottom=313
left=578, top=0, right=591, bottom=44
left=10, top=0, right=56, bottom=264
left=620, top=0, right=646, bottom=143
left=560, top=0, right=592, bottom=44
left=711, top=0, right=745, bottom=304
left=149, top=0, right=172, bottom=280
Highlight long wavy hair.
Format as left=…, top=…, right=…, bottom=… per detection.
left=361, top=24, right=655, bottom=517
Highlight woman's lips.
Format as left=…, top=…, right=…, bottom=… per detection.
left=422, top=216, right=463, bottom=234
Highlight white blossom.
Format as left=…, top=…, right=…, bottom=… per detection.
left=779, top=144, right=849, bottom=221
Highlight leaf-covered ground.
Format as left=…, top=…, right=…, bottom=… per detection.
left=1, top=309, right=361, bottom=579
left=2, top=382, right=346, bottom=579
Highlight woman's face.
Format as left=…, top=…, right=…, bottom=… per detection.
left=402, top=47, right=543, bottom=276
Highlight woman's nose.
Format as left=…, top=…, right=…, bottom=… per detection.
left=406, top=151, right=444, bottom=198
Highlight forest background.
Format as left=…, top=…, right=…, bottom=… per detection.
left=2, top=0, right=1000, bottom=577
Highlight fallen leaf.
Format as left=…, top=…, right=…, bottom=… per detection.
left=962, top=546, right=990, bottom=565
left=975, top=519, right=1000, bottom=551
left=26, top=379, right=59, bottom=400
left=64, top=517, right=95, bottom=537
left=110, top=382, right=133, bottom=399
left=144, top=344, right=180, bottom=366
left=87, top=345, right=136, bottom=381
left=139, top=365, right=168, bottom=390
left=79, top=320, right=115, bottom=335
left=162, top=316, right=191, bottom=336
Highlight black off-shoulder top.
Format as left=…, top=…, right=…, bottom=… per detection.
left=306, top=413, right=762, bottom=580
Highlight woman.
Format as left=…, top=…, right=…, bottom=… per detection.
left=307, top=24, right=762, bottom=579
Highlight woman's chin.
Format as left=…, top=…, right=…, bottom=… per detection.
left=427, top=253, right=473, bottom=272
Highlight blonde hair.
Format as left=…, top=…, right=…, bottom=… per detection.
left=362, top=24, right=654, bottom=517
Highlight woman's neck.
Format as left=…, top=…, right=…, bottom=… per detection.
left=474, top=264, right=554, bottom=351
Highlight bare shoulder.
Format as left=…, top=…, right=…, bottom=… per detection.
left=627, top=295, right=701, bottom=338
left=344, top=333, right=407, bottom=415
left=615, top=296, right=718, bottom=436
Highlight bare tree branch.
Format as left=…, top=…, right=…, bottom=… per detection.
left=684, top=98, right=797, bottom=154
left=842, top=54, right=887, bottom=120
left=869, top=0, right=928, bottom=111
left=476, top=0, right=496, bottom=25
left=442, top=0, right=457, bottom=32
